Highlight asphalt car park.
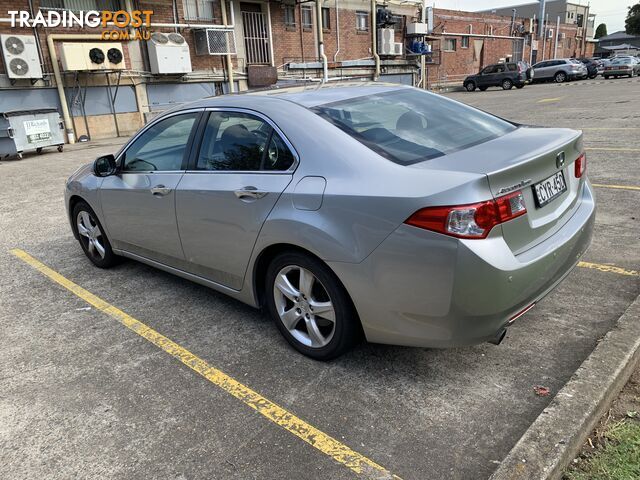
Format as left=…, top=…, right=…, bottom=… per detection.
left=0, top=79, right=638, bottom=480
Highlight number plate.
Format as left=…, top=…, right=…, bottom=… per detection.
left=533, top=170, right=567, bottom=207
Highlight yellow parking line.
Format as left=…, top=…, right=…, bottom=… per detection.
left=9, top=248, right=401, bottom=480
left=578, top=261, right=639, bottom=277
left=585, top=147, right=640, bottom=152
left=592, top=183, right=640, bottom=191
left=537, top=97, right=563, bottom=103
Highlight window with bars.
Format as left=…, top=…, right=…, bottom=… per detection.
left=356, top=11, right=368, bottom=31
left=284, top=5, right=296, bottom=27
left=321, top=7, right=330, bottom=30
left=183, top=0, right=216, bottom=21
left=40, top=0, right=120, bottom=11
left=301, top=5, right=313, bottom=30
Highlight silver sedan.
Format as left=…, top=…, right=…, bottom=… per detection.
left=65, top=84, right=595, bottom=360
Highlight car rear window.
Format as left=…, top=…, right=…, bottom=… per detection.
left=311, top=89, right=516, bottom=165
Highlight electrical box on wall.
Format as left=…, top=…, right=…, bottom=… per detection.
left=60, top=42, right=125, bottom=71
left=147, top=32, right=192, bottom=74
left=0, top=34, right=43, bottom=79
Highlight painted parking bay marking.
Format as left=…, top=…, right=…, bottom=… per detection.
left=9, top=248, right=401, bottom=480
left=591, top=183, right=640, bottom=192
left=578, top=261, right=638, bottom=277
left=537, top=97, right=563, bottom=104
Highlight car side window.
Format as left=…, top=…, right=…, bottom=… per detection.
left=122, top=113, right=199, bottom=172
left=506, top=64, right=517, bottom=71
left=495, top=65, right=506, bottom=73
left=196, top=111, right=295, bottom=171
left=481, top=66, right=495, bottom=74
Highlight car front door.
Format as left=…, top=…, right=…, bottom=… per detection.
left=533, top=61, right=550, bottom=79
left=100, top=110, right=201, bottom=263
left=476, top=65, right=495, bottom=87
left=176, top=110, right=297, bottom=290
left=492, top=64, right=507, bottom=85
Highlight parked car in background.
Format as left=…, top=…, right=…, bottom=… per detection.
left=603, top=57, right=640, bottom=78
left=65, top=84, right=595, bottom=359
left=463, top=62, right=528, bottom=91
left=576, top=58, right=599, bottom=79
left=531, top=59, right=588, bottom=83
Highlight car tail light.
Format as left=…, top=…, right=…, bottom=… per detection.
left=575, top=153, right=586, bottom=178
left=405, top=191, right=527, bottom=239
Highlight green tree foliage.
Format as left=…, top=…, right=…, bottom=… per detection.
left=626, top=3, right=640, bottom=35
left=595, top=23, right=607, bottom=38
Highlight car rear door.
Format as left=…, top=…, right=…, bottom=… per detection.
left=533, top=61, right=550, bottom=79
left=99, top=110, right=202, bottom=263
left=175, top=109, right=297, bottom=290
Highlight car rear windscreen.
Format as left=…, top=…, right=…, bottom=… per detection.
left=312, top=89, right=516, bottom=165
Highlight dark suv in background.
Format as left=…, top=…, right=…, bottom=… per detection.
left=463, top=61, right=531, bottom=92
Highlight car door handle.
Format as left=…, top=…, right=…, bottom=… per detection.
left=150, top=185, right=172, bottom=196
left=234, top=186, right=268, bottom=201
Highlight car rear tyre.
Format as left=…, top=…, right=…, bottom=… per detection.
left=554, top=72, right=567, bottom=83
left=72, top=201, right=119, bottom=268
left=515, top=84, right=524, bottom=89
left=501, top=79, right=513, bottom=90
left=604, top=75, right=609, bottom=79
left=479, top=86, right=488, bottom=91
left=265, top=251, right=361, bottom=360
left=464, top=81, right=476, bottom=92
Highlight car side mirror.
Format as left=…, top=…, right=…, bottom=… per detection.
left=93, top=154, right=117, bottom=177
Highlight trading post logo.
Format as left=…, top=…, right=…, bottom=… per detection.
left=7, top=10, right=154, bottom=40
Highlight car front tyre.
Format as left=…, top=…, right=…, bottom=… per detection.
left=464, top=81, right=476, bottom=92
left=554, top=71, right=567, bottom=83
left=265, top=251, right=361, bottom=360
left=72, top=201, right=119, bottom=268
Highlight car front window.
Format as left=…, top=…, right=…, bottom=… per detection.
left=122, top=113, right=199, bottom=172
left=312, top=89, right=516, bottom=165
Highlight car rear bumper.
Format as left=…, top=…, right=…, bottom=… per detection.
left=604, top=69, right=633, bottom=75
left=329, top=181, right=596, bottom=348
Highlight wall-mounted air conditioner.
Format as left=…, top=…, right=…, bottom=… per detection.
left=378, top=28, right=400, bottom=55
left=194, top=29, right=237, bottom=55
left=393, top=42, right=404, bottom=55
left=406, top=23, right=428, bottom=35
left=0, top=34, right=43, bottom=79
left=147, top=32, right=192, bottom=74
left=60, top=42, right=126, bottom=71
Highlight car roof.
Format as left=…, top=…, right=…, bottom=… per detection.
left=244, top=82, right=409, bottom=108
left=169, top=82, right=409, bottom=111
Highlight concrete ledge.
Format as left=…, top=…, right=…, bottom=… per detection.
left=490, top=293, right=640, bottom=480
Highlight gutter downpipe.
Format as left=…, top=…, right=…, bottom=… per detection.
left=554, top=15, right=560, bottom=59
left=316, top=0, right=329, bottom=83
left=372, top=0, right=380, bottom=80
left=220, top=0, right=235, bottom=93
left=47, top=33, right=104, bottom=144
left=333, top=0, right=340, bottom=62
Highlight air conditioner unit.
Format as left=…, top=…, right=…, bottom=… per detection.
left=406, top=23, right=428, bottom=35
left=377, top=28, right=397, bottom=55
left=393, top=42, right=404, bottom=55
left=60, top=42, right=126, bottom=71
left=0, top=34, right=43, bottom=79
left=194, top=28, right=237, bottom=55
left=547, top=29, right=554, bottom=39
left=147, top=32, right=192, bottom=74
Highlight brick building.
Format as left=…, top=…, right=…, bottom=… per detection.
left=0, top=0, right=595, bottom=143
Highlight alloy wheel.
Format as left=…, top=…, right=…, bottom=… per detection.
left=76, top=210, right=106, bottom=260
left=273, top=265, right=336, bottom=348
